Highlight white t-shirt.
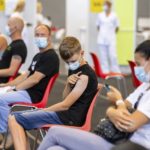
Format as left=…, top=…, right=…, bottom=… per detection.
left=96, top=12, right=119, bottom=45
left=127, top=83, right=150, bottom=149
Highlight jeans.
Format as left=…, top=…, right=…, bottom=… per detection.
left=14, top=110, right=63, bottom=130
left=38, top=126, right=148, bottom=150
left=38, top=126, right=114, bottom=150
left=0, top=90, right=32, bottom=133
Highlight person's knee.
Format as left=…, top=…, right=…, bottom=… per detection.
left=48, top=126, right=59, bottom=135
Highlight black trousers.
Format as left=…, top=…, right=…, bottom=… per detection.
left=112, top=141, right=147, bottom=150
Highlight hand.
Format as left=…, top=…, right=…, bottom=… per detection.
left=107, top=107, right=134, bottom=132
left=6, top=86, right=15, bottom=92
left=107, top=86, right=123, bottom=103
left=67, top=71, right=82, bottom=85
left=6, top=89, right=13, bottom=92
left=98, top=83, right=104, bottom=90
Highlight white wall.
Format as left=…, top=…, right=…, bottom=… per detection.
left=39, top=0, right=66, bottom=28
left=66, top=0, right=89, bottom=58
left=66, top=0, right=102, bottom=65
left=21, top=0, right=37, bottom=71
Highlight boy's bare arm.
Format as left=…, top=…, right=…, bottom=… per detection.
left=44, top=74, right=88, bottom=112
left=62, top=72, right=82, bottom=99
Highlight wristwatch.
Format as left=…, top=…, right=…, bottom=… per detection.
left=116, top=99, right=124, bottom=106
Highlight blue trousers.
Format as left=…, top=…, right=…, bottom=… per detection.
left=14, top=110, right=63, bottom=130
left=38, top=126, right=114, bottom=150
left=0, top=90, right=32, bottom=133
left=38, top=126, right=148, bottom=150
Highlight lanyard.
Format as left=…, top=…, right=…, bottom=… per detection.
left=134, top=86, right=150, bottom=109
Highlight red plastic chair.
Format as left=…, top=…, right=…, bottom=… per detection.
left=8, top=63, right=22, bottom=82
left=30, top=85, right=101, bottom=149
left=90, top=52, right=125, bottom=79
left=128, top=60, right=141, bottom=88
left=90, top=52, right=127, bottom=97
left=3, top=73, right=59, bottom=149
left=11, top=73, right=59, bottom=108
left=41, top=86, right=101, bottom=131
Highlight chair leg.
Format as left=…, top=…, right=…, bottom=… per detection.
left=115, top=76, right=128, bottom=98
left=39, top=129, right=46, bottom=139
left=2, top=128, right=9, bottom=150
left=122, top=78, right=128, bottom=98
left=32, top=130, right=40, bottom=150
left=106, top=76, right=128, bottom=98
left=32, top=129, right=47, bottom=150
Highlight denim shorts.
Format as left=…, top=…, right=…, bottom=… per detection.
left=13, top=109, right=63, bottom=130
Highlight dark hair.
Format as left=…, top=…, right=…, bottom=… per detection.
left=59, top=36, right=81, bottom=60
left=105, top=0, right=112, bottom=7
left=35, top=24, right=51, bottom=35
left=135, top=40, right=150, bottom=60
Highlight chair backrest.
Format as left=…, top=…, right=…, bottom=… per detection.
left=90, top=52, right=106, bottom=78
left=128, top=60, right=141, bottom=88
left=80, top=87, right=100, bottom=131
left=10, top=73, right=59, bottom=110
left=8, top=63, right=22, bottom=82
left=34, top=73, right=59, bottom=108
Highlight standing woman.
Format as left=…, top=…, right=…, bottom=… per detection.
left=37, top=40, right=150, bottom=150
left=96, top=0, right=120, bottom=73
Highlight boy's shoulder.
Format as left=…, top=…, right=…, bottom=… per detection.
left=76, top=64, right=95, bottom=76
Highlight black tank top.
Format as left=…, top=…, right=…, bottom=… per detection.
left=56, top=64, right=98, bottom=126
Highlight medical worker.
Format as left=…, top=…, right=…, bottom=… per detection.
left=96, top=0, right=120, bottom=73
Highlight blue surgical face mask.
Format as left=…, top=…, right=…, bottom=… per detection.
left=69, top=60, right=80, bottom=71
left=35, top=37, right=48, bottom=49
left=5, top=26, right=11, bottom=36
left=134, top=66, right=150, bottom=83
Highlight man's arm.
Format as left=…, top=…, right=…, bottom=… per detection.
left=15, top=71, right=46, bottom=90
left=5, top=71, right=29, bottom=86
left=44, top=75, right=88, bottom=112
left=0, top=55, right=22, bottom=77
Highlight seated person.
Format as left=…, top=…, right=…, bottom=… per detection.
left=0, top=34, right=8, bottom=59
left=30, top=40, right=150, bottom=150
left=8, top=36, right=98, bottom=150
left=0, top=16, right=27, bottom=83
left=0, top=24, right=59, bottom=146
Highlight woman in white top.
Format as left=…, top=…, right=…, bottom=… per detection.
left=37, top=40, right=150, bottom=150
left=96, top=0, right=120, bottom=73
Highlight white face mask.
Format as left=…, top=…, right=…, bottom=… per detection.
left=103, top=5, right=109, bottom=12
left=69, top=60, right=80, bottom=71
left=134, top=63, right=150, bottom=83
left=5, top=26, right=12, bottom=36
left=35, top=37, right=48, bottom=49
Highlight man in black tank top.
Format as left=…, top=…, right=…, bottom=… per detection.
left=0, top=16, right=27, bottom=83
left=9, top=37, right=98, bottom=149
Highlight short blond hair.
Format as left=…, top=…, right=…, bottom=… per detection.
left=59, top=37, right=81, bottom=60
